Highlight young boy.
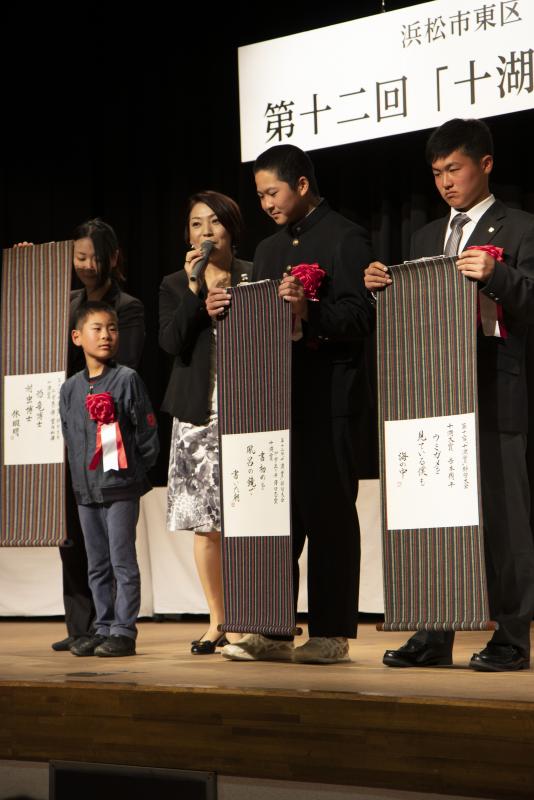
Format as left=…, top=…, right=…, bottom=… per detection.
left=60, top=301, right=159, bottom=657
left=209, top=144, right=375, bottom=664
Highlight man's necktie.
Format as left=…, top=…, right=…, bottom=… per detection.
left=444, top=212, right=470, bottom=256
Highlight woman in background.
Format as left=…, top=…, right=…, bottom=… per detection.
left=68, top=219, right=144, bottom=374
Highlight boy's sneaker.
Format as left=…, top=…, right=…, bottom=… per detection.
left=70, top=635, right=107, bottom=657
left=94, top=634, right=136, bottom=657
left=221, top=634, right=293, bottom=662
left=292, top=637, right=350, bottom=664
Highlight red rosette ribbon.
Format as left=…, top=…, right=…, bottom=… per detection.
left=466, top=245, right=506, bottom=338
left=85, top=392, right=128, bottom=471
left=290, top=263, right=326, bottom=301
left=466, top=245, right=504, bottom=263
left=86, top=392, right=115, bottom=425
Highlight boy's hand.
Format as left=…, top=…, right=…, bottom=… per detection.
left=364, top=261, right=392, bottom=290
left=279, top=274, right=307, bottom=319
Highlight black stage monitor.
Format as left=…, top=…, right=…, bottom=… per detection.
left=49, top=761, right=216, bottom=800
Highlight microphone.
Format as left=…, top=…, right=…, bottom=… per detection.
left=189, top=240, right=215, bottom=283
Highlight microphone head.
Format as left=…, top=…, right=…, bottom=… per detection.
left=201, top=239, right=215, bottom=256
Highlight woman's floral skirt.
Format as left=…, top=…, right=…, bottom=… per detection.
left=166, top=413, right=220, bottom=533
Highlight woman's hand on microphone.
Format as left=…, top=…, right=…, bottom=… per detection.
left=206, top=285, right=231, bottom=319
left=184, top=247, right=203, bottom=294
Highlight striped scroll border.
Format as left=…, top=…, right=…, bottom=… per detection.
left=376, top=255, right=493, bottom=631
left=1, top=242, right=72, bottom=546
left=217, top=279, right=298, bottom=636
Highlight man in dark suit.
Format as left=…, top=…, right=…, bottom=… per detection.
left=211, top=144, right=375, bottom=664
left=365, top=118, right=534, bottom=672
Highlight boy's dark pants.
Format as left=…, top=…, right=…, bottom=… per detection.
left=77, top=499, right=141, bottom=640
left=60, top=464, right=95, bottom=638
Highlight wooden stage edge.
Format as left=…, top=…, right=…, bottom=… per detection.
left=1, top=622, right=534, bottom=800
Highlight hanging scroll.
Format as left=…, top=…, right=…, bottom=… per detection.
left=217, top=279, right=299, bottom=636
left=377, top=255, right=493, bottom=631
left=1, top=242, right=72, bottom=546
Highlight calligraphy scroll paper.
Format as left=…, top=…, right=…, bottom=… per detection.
left=217, top=279, right=300, bottom=636
left=1, top=242, right=72, bottom=545
left=377, top=255, right=493, bottom=631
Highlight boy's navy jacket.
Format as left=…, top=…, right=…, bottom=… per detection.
left=60, top=363, right=159, bottom=505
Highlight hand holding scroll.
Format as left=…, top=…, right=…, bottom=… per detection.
left=364, top=261, right=392, bottom=290
left=279, top=274, right=308, bottom=319
left=456, top=249, right=496, bottom=283
left=206, top=283, right=231, bottom=319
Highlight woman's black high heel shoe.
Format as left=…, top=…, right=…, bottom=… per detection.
left=191, top=633, right=228, bottom=655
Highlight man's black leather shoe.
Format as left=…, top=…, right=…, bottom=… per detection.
left=95, top=635, right=136, bottom=657
left=70, top=635, right=107, bottom=657
left=469, top=645, right=530, bottom=672
left=51, top=636, right=79, bottom=652
left=383, top=637, right=453, bottom=668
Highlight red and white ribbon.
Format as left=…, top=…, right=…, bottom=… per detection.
left=89, top=421, right=128, bottom=471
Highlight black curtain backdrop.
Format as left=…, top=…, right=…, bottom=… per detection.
left=2, top=2, right=534, bottom=484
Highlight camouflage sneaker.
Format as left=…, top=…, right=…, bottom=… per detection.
left=221, top=633, right=294, bottom=662
left=292, top=637, right=350, bottom=664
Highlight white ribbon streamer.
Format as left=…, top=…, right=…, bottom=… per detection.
left=101, top=422, right=119, bottom=472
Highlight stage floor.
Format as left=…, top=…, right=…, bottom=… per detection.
left=0, top=620, right=532, bottom=702
left=2, top=621, right=534, bottom=799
